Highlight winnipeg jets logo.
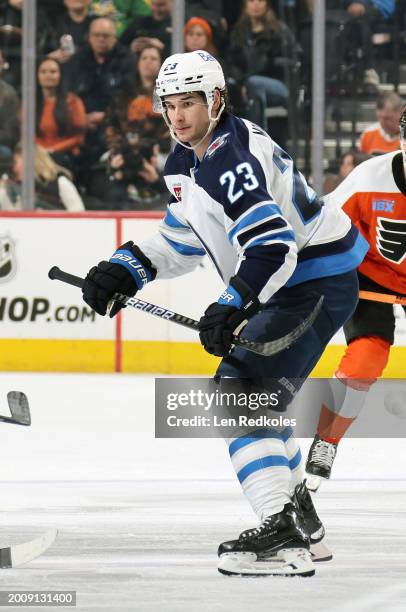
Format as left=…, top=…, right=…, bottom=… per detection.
left=376, top=217, right=406, bottom=264
left=206, top=133, right=230, bottom=158
left=0, top=235, right=16, bottom=283
left=173, top=184, right=182, bottom=201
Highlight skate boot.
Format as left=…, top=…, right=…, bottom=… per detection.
left=295, top=480, right=332, bottom=562
left=217, top=502, right=314, bottom=577
left=306, top=435, right=337, bottom=480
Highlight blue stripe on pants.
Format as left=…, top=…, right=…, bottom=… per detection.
left=289, top=449, right=302, bottom=470
left=237, top=455, right=290, bottom=483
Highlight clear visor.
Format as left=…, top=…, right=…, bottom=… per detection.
left=152, top=89, right=163, bottom=114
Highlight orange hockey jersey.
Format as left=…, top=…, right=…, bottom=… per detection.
left=323, top=151, right=406, bottom=294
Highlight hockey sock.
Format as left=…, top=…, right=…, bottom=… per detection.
left=317, top=336, right=390, bottom=444
left=228, top=429, right=292, bottom=520
left=281, top=426, right=305, bottom=495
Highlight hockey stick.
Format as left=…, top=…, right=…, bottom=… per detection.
left=48, top=266, right=324, bottom=357
left=0, top=528, right=58, bottom=568
left=359, top=290, right=406, bottom=306
left=0, top=391, right=31, bottom=426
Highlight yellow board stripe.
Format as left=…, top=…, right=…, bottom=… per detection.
left=0, top=339, right=404, bottom=377
left=0, top=339, right=115, bottom=372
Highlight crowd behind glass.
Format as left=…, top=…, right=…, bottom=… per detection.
left=0, top=0, right=404, bottom=211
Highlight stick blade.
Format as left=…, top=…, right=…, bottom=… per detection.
left=7, top=391, right=31, bottom=426
left=0, top=528, right=58, bottom=568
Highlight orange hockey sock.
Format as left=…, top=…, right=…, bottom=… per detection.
left=316, top=336, right=390, bottom=444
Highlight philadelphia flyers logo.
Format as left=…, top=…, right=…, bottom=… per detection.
left=376, top=217, right=406, bottom=264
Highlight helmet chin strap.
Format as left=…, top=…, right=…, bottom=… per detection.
left=162, top=99, right=225, bottom=151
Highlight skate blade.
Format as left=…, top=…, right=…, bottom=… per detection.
left=310, top=541, right=333, bottom=562
left=218, top=548, right=315, bottom=577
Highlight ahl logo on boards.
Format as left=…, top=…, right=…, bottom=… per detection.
left=0, top=234, right=16, bottom=283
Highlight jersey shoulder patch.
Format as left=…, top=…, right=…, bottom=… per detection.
left=205, top=132, right=231, bottom=159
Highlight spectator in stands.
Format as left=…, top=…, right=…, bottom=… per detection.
left=186, top=0, right=223, bottom=25
left=120, top=0, right=172, bottom=58
left=341, top=0, right=396, bottom=92
left=91, top=44, right=168, bottom=209
left=0, top=0, right=56, bottom=90
left=106, top=43, right=170, bottom=152
left=36, top=57, right=86, bottom=170
left=64, top=17, right=136, bottom=183
left=0, top=48, right=20, bottom=155
left=65, top=17, right=135, bottom=130
left=323, top=149, right=370, bottom=193
left=222, top=0, right=244, bottom=31
left=227, top=0, right=295, bottom=129
left=90, top=1, right=152, bottom=35
left=184, top=17, right=218, bottom=58
left=359, top=91, right=403, bottom=154
left=49, top=0, right=96, bottom=64
left=88, top=137, right=166, bottom=209
left=40, top=1, right=66, bottom=27
left=0, top=144, right=85, bottom=211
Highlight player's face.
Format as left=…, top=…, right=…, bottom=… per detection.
left=164, top=93, right=212, bottom=146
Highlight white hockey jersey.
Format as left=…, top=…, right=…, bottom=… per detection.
left=140, top=113, right=368, bottom=304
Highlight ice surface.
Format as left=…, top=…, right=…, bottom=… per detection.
left=0, top=373, right=405, bottom=611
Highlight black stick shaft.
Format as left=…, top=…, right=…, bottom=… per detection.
left=48, top=266, right=322, bottom=357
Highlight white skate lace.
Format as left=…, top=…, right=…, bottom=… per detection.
left=311, top=440, right=336, bottom=467
left=242, top=516, right=274, bottom=539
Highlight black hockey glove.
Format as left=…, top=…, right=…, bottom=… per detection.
left=198, top=276, right=260, bottom=357
left=82, top=241, right=156, bottom=317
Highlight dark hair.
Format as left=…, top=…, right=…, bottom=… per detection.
left=36, top=57, right=73, bottom=137
left=233, top=0, right=281, bottom=45
left=195, top=87, right=231, bottom=114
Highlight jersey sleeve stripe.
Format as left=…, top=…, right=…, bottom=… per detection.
left=162, top=234, right=206, bottom=257
left=236, top=219, right=291, bottom=248
left=163, top=207, right=190, bottom=230
left=243, top=229, right=296, bottom=250
left=227, top=202, right=283, bottom=242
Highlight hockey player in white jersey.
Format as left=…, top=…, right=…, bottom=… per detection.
left=81, top=51, right=369, bottom=576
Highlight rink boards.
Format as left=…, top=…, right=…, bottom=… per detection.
left=0, top=211, right=405, bottom=376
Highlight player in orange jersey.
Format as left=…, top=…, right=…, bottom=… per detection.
left=306, top=108, right=406, bottom=484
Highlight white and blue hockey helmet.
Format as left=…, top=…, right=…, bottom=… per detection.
left=153, top=50, right=225, bottom=112
left=153, top=50, right=226, bottom=148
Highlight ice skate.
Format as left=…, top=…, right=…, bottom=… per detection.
left=217, top=503, right=314, bottom=577
left=295, top=480, right=333, bottom=562
left=306, top=435, right=338, bottom=480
